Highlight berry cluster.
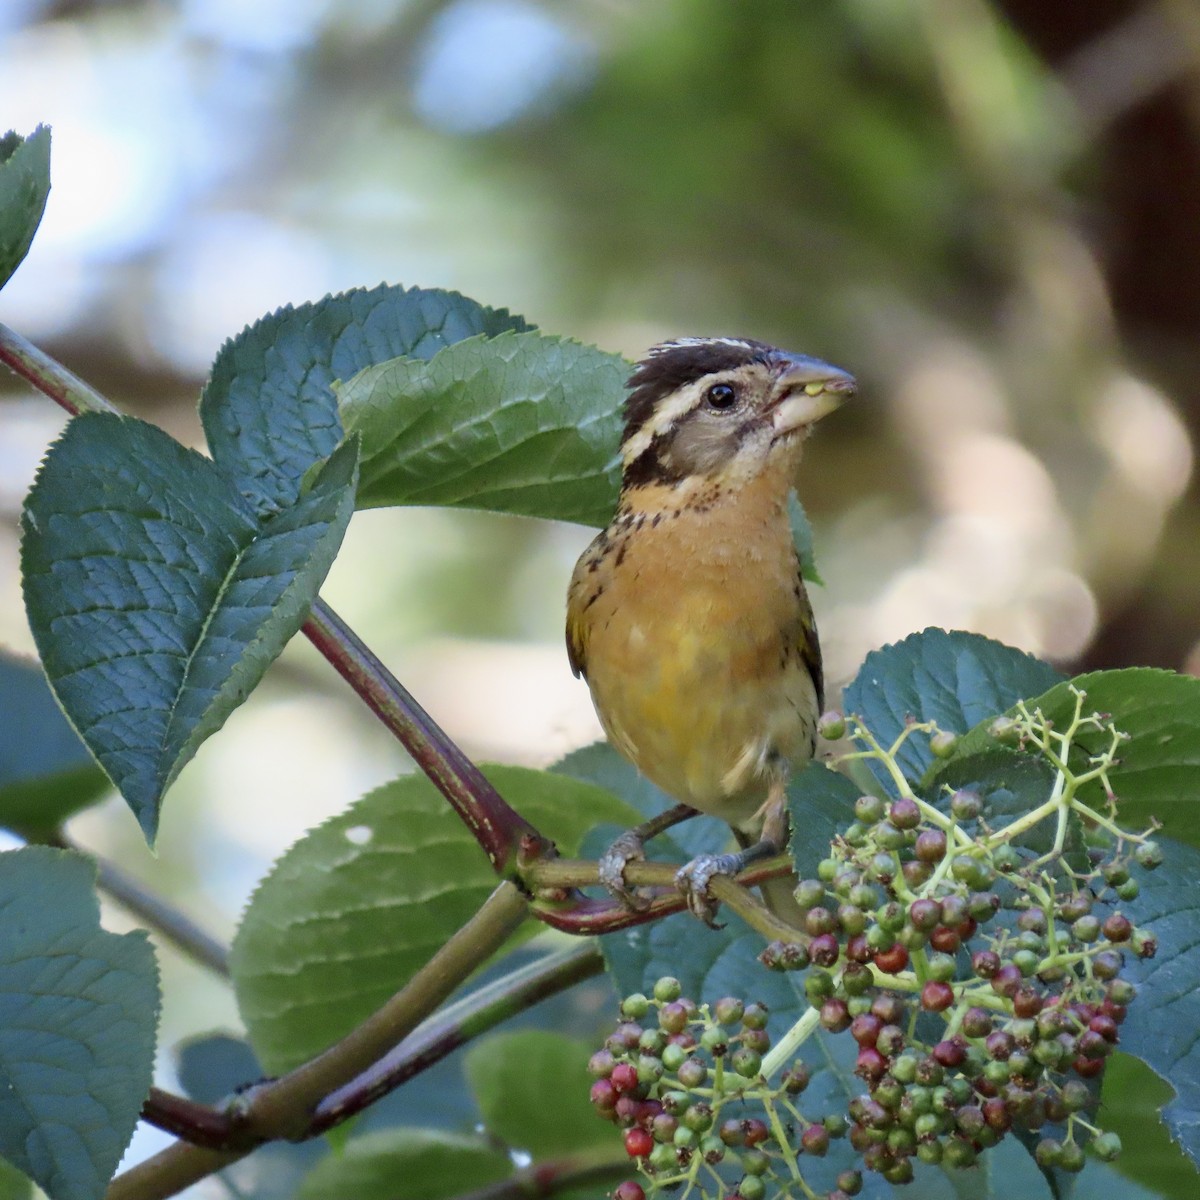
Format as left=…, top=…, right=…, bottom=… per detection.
left=591, top=976, right=857, bottom=1200
left=592, top=688, right=1161, bottom=1198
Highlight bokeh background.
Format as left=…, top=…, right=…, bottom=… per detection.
left=1, top=0, right=1199, bottom=1190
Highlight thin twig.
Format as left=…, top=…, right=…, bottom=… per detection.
left=527, top=855, right=804, bottom=942
left=52, top=832, right=230, bottom=977
left=449, top=1145, right=630, bottom=1200
left=0, top=321, right=115, bottom=415
left=312, top=941, right=604, bottom=1132
left=302, top=599, right=547, bottom=875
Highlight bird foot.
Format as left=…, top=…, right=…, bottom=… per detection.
left=674, top=852, right=744, bottom=927
left=598, top=830, right=653, bottom=911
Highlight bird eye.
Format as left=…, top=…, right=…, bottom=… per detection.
left=705, top=383, right=737, bottom=411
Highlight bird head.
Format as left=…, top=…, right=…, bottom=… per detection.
left=618, top=337, right=855, bottom=494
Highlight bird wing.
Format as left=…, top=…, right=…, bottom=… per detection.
left=794, top=569, right=824, bottom=712
left=565, top=603, right=589, bottom=679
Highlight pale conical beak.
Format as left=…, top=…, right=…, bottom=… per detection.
left=769, top=356, right=856, bottom=435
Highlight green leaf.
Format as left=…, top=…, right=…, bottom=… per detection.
left=21, top=413, right=358, bottom=842
left=842, top=628, right=1063, bottom=787
left=295, top=1129, right=509, bottom=1200
left=1022, top=669, right=1200, bottom=849
left=231, top=765, right=639, bottom=1073
left=0, top=1159, right=31, bottom=1200
left=464, top=1031, right=612, bottom=1157
left=339, top=330, right=626, bottom=526
left=1100, top=1053, right=1200, bottom=1198
left=0, top=126, right=50, bottom=291
left=201, top=283, right=530, bottom=516
left=0, top=847, right=159, bottom=1200
left=0, top=650, right=109, bottom=834
left=553, top=740, right=729, bottom=861
left=788, top=491, right=822, bottom=585
left=1113, top=837, right=1200, bottom=1172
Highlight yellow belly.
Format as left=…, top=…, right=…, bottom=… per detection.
left=569, top=477, right=819, bottom=828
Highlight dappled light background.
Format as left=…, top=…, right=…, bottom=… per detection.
left=2, top=0, right=1200, bottom=1185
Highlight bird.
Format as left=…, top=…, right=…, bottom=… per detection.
left=565, top=336, right=854, bottom=923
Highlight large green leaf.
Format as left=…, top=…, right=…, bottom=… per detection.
left=0, top=651, right=109, bottom=834
left=464, top=1031, right=612, bottom=1158
left=0, top=847, right=159, bottom=1200
left=21, top=413, right=358, bottom=841
left=201, top=283, right=530, bottom=515
left=0, top=125, right=50, bottom=291
left=231, top=765, right=639, bottom=1074
left=842, top=628, right=1064, bottom=787
left=338, top=330, right=626, bottom=526
left=1115, top=837, right=1200, bottom=1173
left=296, top=1130, right=508, bottom=1200
left=1101, top=1053, right=1200, bottom=1199
left=1024, top=669, right=1200, bottom=848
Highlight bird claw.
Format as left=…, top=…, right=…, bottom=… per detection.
left=675, top=853, right=743, bottom=927
left=599, top=830, right=653, bottom=911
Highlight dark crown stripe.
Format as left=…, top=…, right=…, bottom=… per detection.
left=622, top=338, right=775, bottom=445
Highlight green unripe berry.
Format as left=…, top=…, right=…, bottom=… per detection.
left=1072, top=915, right=1101, bottom=943
left=950, top=789, right=983, bottom=820
left=926, top=952, right=957, bottom=982
left=740, top=1147, right=771, bottom=1176
left=738, top=1174, right=767, bottom=1200
left=1136, top=840, right=1163, bottom=870
left=943, top=1138, right=977, bottom=1168
left=742, top=1002, right=769, bottom=1030
left=731, top=1047, right=762, bottom=1079
left=648, top=1142, right=676, bottom=1172
left=1012, top=949, right=1041, bottom=977
left=929, top=729, right=959, bottom=758
left=661, top=1043, right=686, bottom=1072
left=917, top=1139, right=944, bottom=1165
left=875, top=822, right=908, bottom=851
left=653, top=977, right=682, bottom=1003
left=1116, top=878, right=1140, bottom=902
left=621, top=993, right=649, bottom=1019
left=988, top=716, right=1020, bottom=745
left=818, top=857, right=839, bottom=882
left=1059, top=1141, right=1085, bottom=1172
left=1092, top=1131, right=1122, bottom=1161
left=673, top=1125, right=698, bottom=1149
left=818, top=711, right=847, bottom=740
left=682, top=1103, right=713, bottom=1133
left=713, top=996, right=744, bottom=1026
left=699, top=1027, right=727, bottom=1057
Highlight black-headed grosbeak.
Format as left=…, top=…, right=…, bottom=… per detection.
left=566, top=337, right=853, bottom=921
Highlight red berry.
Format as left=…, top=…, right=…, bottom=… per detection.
left=932, top=1039, right=967, bottom=1067
left=929, top=926, right=961, bottom=954
left=1072, top=1055, right=1105, bottom=1079
left=743, top=1118, right=771, bottom=1146
left=610, top=1063, right=639, bottom=1094
left=921, top=981, right=954, bottom=1012
left=890, top=798, right=921, bottom=829
left=1089, top=1014, right=1119, bottom=1043
left=590, top=1079, right=617, bottom=1114
left=801, top=1123, right=831, bottom=1155
left=624, top=1128, right=653, bottom=1158
left=915, top=829, right=947, bottom=862
left=821, top=997, right=852, bottom=1032
left=991, top=964, right=1022, bottom=998
left=1102, top=913, right=1132, bottom=943
left=972, top=950, right=1001, bottom=978
left=614, top=1183, right=646, bottom=1200
left=1013, top=987, right=1044, bottom=1018
left=846, top=933, right=871, bottom=963
left=856, top=1047, right=888, bottom=1082
left=983, top=1097, right=1012, bottom=1131
left=810, top=932, right=841, bottom=967
left=874, top=944, right=909, bottom=974
left=851, top=1013, right=884, bottom=1047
